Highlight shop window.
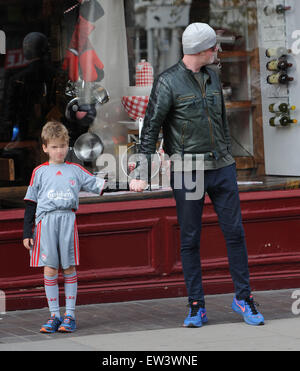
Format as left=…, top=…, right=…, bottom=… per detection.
left=0, top=0, right=300, bottom=210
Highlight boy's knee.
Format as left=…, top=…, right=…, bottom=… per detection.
left=63, top=265, right=76, bottom=275
left=44, top=266, right=58, bottom=277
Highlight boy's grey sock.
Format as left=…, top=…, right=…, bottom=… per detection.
left=64, top=271, right=77, bottom=319
left=44, top=274, right=60, bottom=319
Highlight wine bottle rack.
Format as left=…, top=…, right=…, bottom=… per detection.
left=257, top=0, right=300, bottom=176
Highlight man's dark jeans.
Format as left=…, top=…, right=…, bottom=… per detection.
left=171, top=163, right=251, bottom=307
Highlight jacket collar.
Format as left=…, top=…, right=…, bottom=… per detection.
left=178, top=59, right=211, bottom=84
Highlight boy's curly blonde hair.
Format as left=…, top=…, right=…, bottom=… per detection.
left=41, top=121, right=69, bottom=146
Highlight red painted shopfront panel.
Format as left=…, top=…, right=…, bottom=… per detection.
left=1, top=191, right=300, bottom=310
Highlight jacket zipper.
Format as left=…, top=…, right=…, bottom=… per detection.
left=181, top=122, right=187, bottom=156
left=197, top=77, right=215, bottom=150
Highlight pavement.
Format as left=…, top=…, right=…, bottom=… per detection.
left=0, top=288, right=299, bottom=352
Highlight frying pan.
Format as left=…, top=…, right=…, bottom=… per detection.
left=73, top=132, right=104, bottom=162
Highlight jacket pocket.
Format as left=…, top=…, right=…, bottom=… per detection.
left=176, top=94, right=196, bottom=101
left=176, top=95, right=197, bottom=109
left=176, top=95, right=203, bottom=117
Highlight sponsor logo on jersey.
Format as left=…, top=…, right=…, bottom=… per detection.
left=47, top=189, right=73, bottom=200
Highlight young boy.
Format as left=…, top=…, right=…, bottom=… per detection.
left=23, top=121, right=105, bottom=333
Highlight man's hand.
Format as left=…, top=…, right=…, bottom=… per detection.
left=23, top=238, right=33, bottom=250
left=129, top=179, right=148, bottom=192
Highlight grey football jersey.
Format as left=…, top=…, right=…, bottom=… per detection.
left=24, top=161, right=105, bottom=224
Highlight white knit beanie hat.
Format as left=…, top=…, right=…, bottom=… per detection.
left=182, top=23, right=216, bottom=54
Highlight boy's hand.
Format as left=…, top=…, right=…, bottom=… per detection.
left=23, top=238, right=33, bottom=250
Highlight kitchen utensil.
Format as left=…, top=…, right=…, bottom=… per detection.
left=73, top=132, right=104, bottom=162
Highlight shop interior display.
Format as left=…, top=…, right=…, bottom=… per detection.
left=0, top=0, right=300, bottom=207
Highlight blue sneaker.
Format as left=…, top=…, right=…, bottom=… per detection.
left=58, top=314, right=76, bottom=333
left=183, top=301, right=208, bottom=328
left=232, top=295, right=264, bottom=326
left=40, top=314, right=62, bottom=333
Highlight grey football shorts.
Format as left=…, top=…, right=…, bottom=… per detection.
left=30, top=210, right=79, bottom=269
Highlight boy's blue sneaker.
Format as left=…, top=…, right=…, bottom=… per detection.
left=58, top=314, right=76, bottom=332
left=232, top=295, right=264, bottom=326
left=183, top=301, right=208, bottom=328
left=40, top=314, right=62, bottom=333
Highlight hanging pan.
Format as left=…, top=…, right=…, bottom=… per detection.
left=73, top=132, right=104, bottom=162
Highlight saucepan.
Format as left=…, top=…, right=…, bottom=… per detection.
left=73, top=132, right=104, bottom=162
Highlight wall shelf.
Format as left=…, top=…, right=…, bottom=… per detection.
left=219, top=50, right=251, bottom=59
left=225, top=100, right=253, bottom=110
left=235, top=156, right=256, bottom=170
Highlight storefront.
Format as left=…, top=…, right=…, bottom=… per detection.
left=1, top=0, right=300, bottom=311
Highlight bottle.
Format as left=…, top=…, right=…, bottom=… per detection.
left=276, top=5, right=291, bottom=14
left=269, top=103, right=296, bottom=113
left=266, top=47, right=291, bottom=58
left=266, top=58, right=293, bottom=71
left=267, top=72, right=294, bottom=84
left=263, top=5, right=291, bottom=15
left=263, top=6, right=274, bottom=16
left=269, top=116, right=297, bottom=127
left=277, top=58, right=293, bottom=70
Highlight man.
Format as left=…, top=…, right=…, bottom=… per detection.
left=129, top=23, right=264, bottom=327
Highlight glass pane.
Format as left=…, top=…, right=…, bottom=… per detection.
left=0, top=0, right=299, bottom=210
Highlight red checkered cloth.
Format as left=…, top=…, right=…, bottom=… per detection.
left=121, top=96, right=149, bottom=121
left=136, top=60, right=153, bottom=87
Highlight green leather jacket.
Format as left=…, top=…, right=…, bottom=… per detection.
left=134, top=60, right=233, bottom=179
